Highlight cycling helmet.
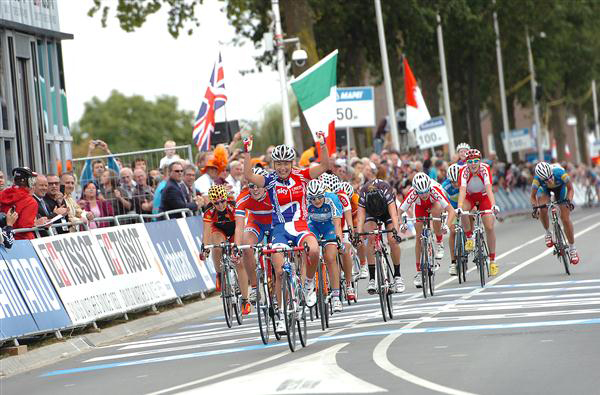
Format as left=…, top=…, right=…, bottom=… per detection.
left=271, top=145, right=295, bottom=162
left=447, top=163, right=461, bottom=183
left=208, top=184, right=228, bottom=203
left=365, top=188, right=387, bottom=217
left=535, top=162, right=553, bottom=180
left=339, top=181, right=354, bottom=197
left=320, top=172, right=340, bottom=192
left=12, top=167, right=37, bottom=188
left=307, top=179, right=326, bottom=198
left=252, top=167, right=269, bottom=178
left=466, top=149, right=481, bottom=160
left=456, top=142, right=470, bottom=152
left=412, top=172, right=431, bottom=194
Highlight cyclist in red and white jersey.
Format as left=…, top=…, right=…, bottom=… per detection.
left=243, top=133, right=330, bottom=333
left=456, top=149, right=500, bottom=276
left=234, top=167, right=272, bottom=306
left=399, top=172, right=456, bottom=288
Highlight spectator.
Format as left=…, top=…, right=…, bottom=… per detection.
left=0, top=170, right=5, bottom=191
left=44, top=174, right=69, bottom=234
left=133, top=168, right=154, bottom=215
left=182, top=165, right=197, bottom=204
left=119, top=167, right=137, bottom=214
left=160, top=162, right=202, bottom=217
left=0, top=209, right=18, bottom=248
left=225, top=160, right=243, bottom=199
left=100, top=169, right=131, bottom=216
left=61, top=173, right=93, bottom=229
left=194, top=145, right=228, bottom=205
left=299, top=143, right=317, bottom=168
left=78, top=181, right=114, bottom=228
left=79, top=140, right=120, bottom=187
left=32, top=175, right=53, bottom=227
left=159, top=140, right=181, bottom=169
left=0, top=167, right=38, bottom=240
left=131, top=157, right=147, bottom=172
left=152, top=165, right=169, bottom=215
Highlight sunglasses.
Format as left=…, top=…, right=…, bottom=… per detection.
left=172, top=169, right=183, bottom=173
left=416, top=189, right=430, bottom=195
left=467, top=159, right=481, bottom=164
left=215, top=199, right=227, bottom=205
left=248, top=183, right=258, bottom=189
left=310, top=195, right=324, bottom=201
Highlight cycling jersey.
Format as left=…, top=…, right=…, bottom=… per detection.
left=400, top=185, right=450, bottom=221
left=350, top=192, right=359, bottom=225
left=358, top=179, right=395, bottom=225
left=441, top=179, right=459, bottom=209
left=264, top=168, right=312, bottom=225
left=203, top=201, right=236, bottom=238
left=532, top=164, right=570, bottom=200
left=336, top=191, right=352, bottom=229
left=307, top=192, right=342, bottom=223
left=459, top=164, right=493, bottom=210
left=235, top=188, right=272, bottom=241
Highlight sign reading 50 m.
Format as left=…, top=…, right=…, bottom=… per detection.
left=336, top=87, right=375, bottom=128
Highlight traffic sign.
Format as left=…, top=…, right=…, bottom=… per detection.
left=336, top=86, right=375, bottom=128
left=415, top=116, right=449, bottom=149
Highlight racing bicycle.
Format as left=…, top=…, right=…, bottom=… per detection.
left=463, top=209, right=494, bottom=287
left=533, top=199, right=572, bottom=275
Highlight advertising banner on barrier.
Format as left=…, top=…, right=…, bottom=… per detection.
left=31, top=225, right=177, bottom=326
left=145, top=220, right=209, bottom=296
left=184, top=216, right=217, bottom=280
left=176, top=218, right=215, bottom=290
left=1, top=241, right=71, bottom=334
left=0, top=256, right=39, bottom=340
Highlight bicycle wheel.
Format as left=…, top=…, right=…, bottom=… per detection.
left=460, top=231, right=468, bottom=283
left=317, top=261, right=327, bottom=331
left=231, top=270, right=243, bottom=326
left=427, top=238, right=435, bottom=296
left=351, top=255, right=360, bottom=304
left=476, top=233, right=486, bottom=287
left=221, top=270, right=233, bottom=328
left=375, top=252, right=388, bottom=322
left=455, top=230, right=465, bottom=284
left=554, top=222, right=571, bottom=275
left=297, top=283, right=308, bottom=348
left=282, top=272, right=297, bottom=352
left=256, top=269, right=270, bottom=345
left=384, top=256, right=394, bottom=319
left=420, top=241, right=428, bottom=299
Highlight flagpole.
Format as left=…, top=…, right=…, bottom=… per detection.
left=374, top=0, right=399, bottom=152
left=526, top=27, right=544, bottom=162
left=436, top=14, right=455, bottom=158
left=493, top=1, right=512, bottom=163
left=593, top=79, right=599, bottom=140
left=272, top=0, right=294, bottom=148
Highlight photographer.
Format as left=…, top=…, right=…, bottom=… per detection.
left=79, top=139, right=121, bottom=187
left=0, top=209, right=18, bottom=248
left=0, top=167, right=38, bottom=240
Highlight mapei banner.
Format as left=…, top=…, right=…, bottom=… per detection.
left=31, top=225, right=177, bottom=325
left=0, top=241, right=71, bottom=339
left=145, top=220, right=210, bottom=296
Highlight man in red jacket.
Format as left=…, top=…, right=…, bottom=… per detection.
left=0, top=167, right=38, bottom=240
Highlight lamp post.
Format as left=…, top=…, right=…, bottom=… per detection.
left=436, top=14, right=455, bottom=158
left=526, top=28, right=544, bottom=162
left=272, top=0, right=294, bottom=148
left=492, top=1, right=511, bottom=162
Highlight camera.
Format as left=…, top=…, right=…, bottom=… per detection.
left=291, top=49, right=308, bottom=67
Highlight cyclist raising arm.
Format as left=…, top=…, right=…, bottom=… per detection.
left=456, top=149, right=500, bottom=275
left=530, top=162, right=578, bottom=264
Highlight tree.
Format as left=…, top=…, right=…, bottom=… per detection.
left=75, top=90, right=194, bottom=154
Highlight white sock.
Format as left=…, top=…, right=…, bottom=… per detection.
left=569, top=244, right=575, bottom=250
left=545, top=229, right=552, bottom=236
left=305, top=277, right=315, bottom=288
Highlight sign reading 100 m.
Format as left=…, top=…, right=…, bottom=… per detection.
left=336, top=87, right=376, bottom=128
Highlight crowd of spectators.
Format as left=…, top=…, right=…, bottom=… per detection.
left=0, top=135, right=598, bottom=244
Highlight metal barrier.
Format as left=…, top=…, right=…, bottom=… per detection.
left=13, top=220, right=88, bottom=236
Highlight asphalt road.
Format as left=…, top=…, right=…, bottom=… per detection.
left=3, top=208, right=600, bottom=395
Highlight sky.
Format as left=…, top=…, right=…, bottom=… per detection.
left=58, top=0, right=282, bottom=126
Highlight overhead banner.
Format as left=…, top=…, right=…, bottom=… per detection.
left=0, top=257, right=39, bottom=340
left=145, top=220, right=210, bottom=296
left=32, top=225, right=176, bottom=325
left=1, top=241, right=71, bottom=335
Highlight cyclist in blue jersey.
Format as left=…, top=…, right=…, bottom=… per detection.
left=530, top=162, right=579, bottom=264
left=456, top=142, right=470, bottom=166
left=442, top=163, right=461, bottom=275
left=306, top=179, right=344, bottom=312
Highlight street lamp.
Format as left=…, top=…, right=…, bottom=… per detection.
left=526, top=28, right=545, bottom=162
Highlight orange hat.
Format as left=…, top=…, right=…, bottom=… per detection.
left=201, top=145, right=228, bottom=174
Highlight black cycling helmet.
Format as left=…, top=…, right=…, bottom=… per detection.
left=365, top=188, right=387, bottom=217
left=12, top=167, right=37, bottom=188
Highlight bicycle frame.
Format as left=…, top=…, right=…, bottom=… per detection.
left=462, top=210, right=493, bottom=287
left=533, top=200, right=571, bottom=275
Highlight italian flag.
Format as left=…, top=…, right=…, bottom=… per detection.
left=290, top=49, right=338, bottom=154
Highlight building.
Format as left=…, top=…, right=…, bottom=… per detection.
left=0, top=0, right=72, bottom=177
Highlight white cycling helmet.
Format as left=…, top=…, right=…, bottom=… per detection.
left=456, top=142, right=470, bottom=152
left=339, top=181, right=354, bottom=197
left=320, top=172, right=340, bottom=192
left=535, top=162, right=553, bottom=180
left=252, top=167, right=269, bottom=177
left=271, top=145, right=295, bottom=161
left=447, top=163, right=461, bottom=183
left=307, top=179, right=326, bottom=198
left=412, top=172, right=431, bottom=194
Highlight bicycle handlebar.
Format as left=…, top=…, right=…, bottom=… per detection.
left=357, top=229, right=394, bottom=237
left=460, top=210, right=494, bottom=216
left=404, top=216, right=445, bottom=222
left=262, top=244, right=309, bottom=255
left=532, top=199, right=571, bottom=210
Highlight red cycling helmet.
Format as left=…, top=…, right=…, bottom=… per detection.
left=466, top=149, right=481, bottom=160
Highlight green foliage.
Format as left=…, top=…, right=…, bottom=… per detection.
left=251, top=98, right=299, bottom=155
left=75, top=90, right=194, bottom=154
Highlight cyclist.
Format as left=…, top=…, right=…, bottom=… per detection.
left=234, top=167, right=272, bottom=305
left=442, top=163, right=461, bottom=275
left=242, top=133, right=330, bottom=334
left=530, top=162, right=579, bottom=264
left=306, top=179, right=344, bottom=312
left=456, top=149, right=500, bottom=276
left=355, top=179, right=404, bottom=295
left=348, top=179, right=369, bottom=279
left=399, top=172, right=455, bottom=287
left=456, top=142, right=471, bottom=166
left=322, top=173, right=357, bottom=302
left=202, top=184, right=251, bottom=315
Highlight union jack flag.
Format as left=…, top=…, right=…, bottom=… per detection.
left=192, top=52, right=228, bottom=151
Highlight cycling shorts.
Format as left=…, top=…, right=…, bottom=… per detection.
left=465, top=192, right=492, bottom=211
left=414, top=200, right=443, bottom=222
left=365, top=211, right=393, bottom=226
left=272, top=221, right=314, bottom=248
left=308, top=221, right=337, bottom=246
left=537, top=184, right=567, bottom=201
left=211, top=224, right=234, bottom=242
left=245, top=221, right=271, bottom=243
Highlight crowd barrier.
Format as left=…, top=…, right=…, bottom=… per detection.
left=0, top=215, right=215, bottom=345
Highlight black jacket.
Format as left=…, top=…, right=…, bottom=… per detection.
left=160, top=179, right=198, bottom=217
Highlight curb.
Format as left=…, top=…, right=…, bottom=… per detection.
left=0, top=295, right=221, bottom=378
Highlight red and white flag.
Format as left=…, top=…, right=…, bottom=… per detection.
left=404, top=57, right=430, bottom=132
